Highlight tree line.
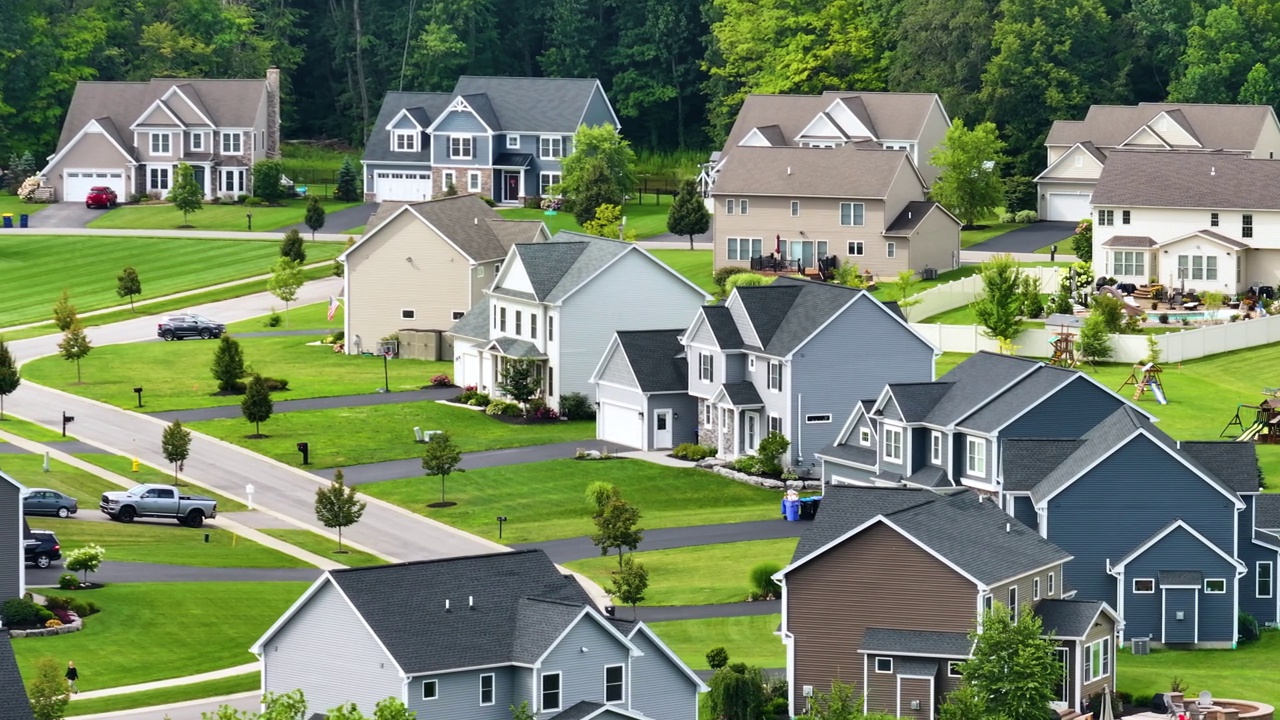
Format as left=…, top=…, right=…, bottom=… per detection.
left=2, top=0, right=1278, bottom=174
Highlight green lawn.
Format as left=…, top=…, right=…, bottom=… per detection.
left=0, top=236, right=341, bottom=328
left=27, top=515, right=311, bottom=568
left=0, top=416, right=74, bottom=442
left=225, top=300, right=344, bottom=334
left=918, top=305, right=1186, bottom=335
left=961, top=222, right=1020, bottom=248
left=281, top=142, right=355, bottom=182
left=1117, top=632, right=1280, bottom=707
left=650, top=249, right=716, bottom=296
left=259, top=528, right=386, bottom=567
left=0, top=455, right=116, bottom=502
left=567, top=539, right=797, bottom=606
left=67, top=672, right=259, bottom=716
left=343, top=224, right=366, bottom=234
left=74, top=454, right=250, bottom=512
left=189, top=404, right=595, bottom=468
left=646, top=615, right=785, bottom=670
left=12, top=582, right=306, bottom=691
left=22, top=334, right=448, bottom=413
left=497, top=196, right=674, bottom=239
left=0, top=193, right=44, bottom=216
left=360, top=458, right=783, bottom=543
left=87, top=198, right=358, bottom=231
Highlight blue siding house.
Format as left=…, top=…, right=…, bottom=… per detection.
left=252, top=550, right=704, bottom=718
left=362, top=77, right=618, bottom=204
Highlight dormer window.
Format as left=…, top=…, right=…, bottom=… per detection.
left=450, top=136, right=473, bottom=160
left=151, top=132, right=171, bottom=155
left=859, top=428, right=871, bottom=446
left=883, top=426, right=903, bottom=463
left=966, top=437, right=986, bottom=476
left=191, top=133, right=204, bottom=151
left=393, top=131, right=418, bottom=152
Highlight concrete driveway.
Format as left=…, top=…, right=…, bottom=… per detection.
left=967, top=221, right=1077, bottom=253
left=28, top=202, right=102, bottom=229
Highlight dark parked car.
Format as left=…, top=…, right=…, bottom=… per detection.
left=24, top=530, right=61, bottom=568
left=157, top=314, right=226, bottom=340
left=22, top=488, right=78, bottom=518
left=85, top=186, right=118, bottom=209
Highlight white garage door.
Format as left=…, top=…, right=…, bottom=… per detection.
left=1045, top=193, right=1092, bottom=222
left=64, top=169, right=125, bottom=203
left=598, top=401, right=643, bottom=449
left=460, top=353, right=480, bottom=388
left=374, top=171, right=431, bottom=202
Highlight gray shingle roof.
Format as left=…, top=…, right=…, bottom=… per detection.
left=1158, top=570, right=1204, bottom=587
left=722, top=92, right=942, bottom=154
left=511, top=598, right=586, bottom=663
left=1101, top=235, right=1157, bottom=248
left=487, top=219, right=545, bottom=250
left=792, top=487, right=938, bottom=562
left=1044, top=103, right=1273, bottom=150
left=461, top=93, right=503, bottom=131
left=552, top=702, right=608, bottom=720
left=720, top=382, right=764, bottom=407
left=489, top=337, right=547, bottom=359
left=924, top=352, right=1044, bottom=427
left=699, top=306, right=744, bottom=349
left=0, top=635, right=33, bottom=720
left=1257, top=495, right=1280, bottom=530
left=1178, top=442, right=1260, bottom=493
left=958, top=366, right=1078, bottom=433
left=896, top=659, right=940, bottom=677
left=903, top=466, right=950, bottom=489
left=1093, top=150, right=1280, bottom=211
left=712, top=145, right=916, bottom=198
left=453, top=76, right=609, bottom=133
left=1256, top=529, right=1280, bottom=547
left=329, top=549, right=596, bottom=675
left=399, top=194, right=521, bottom=261
left=731, top=278, right=868, bottom=357
left=1033, top=599, right=1106, bottom=638
left=885, top=382, right=954, bottom=422
left=362, top=91, right=452, bottom=163
left=615, top=330, right=688, bottom=393
left=449, top=296, right=491, bottom=340
left=884, top=201, right=952, bottom=236
left=817, top=443, right=877, bottom=467
left=1002, top=439, right=1084, bottom=492
left=510, top=233, right=634, bottom=304
left=1195, top=229, right=1250, bottom=249
left=860, top=628, right=972, bottom=657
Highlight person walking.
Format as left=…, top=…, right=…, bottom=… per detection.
left=65, top=661, right=79, bottom=693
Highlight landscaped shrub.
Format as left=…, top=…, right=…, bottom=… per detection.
left=713, top=266, right=750, bottom=291
left=236, top=194, right=250, bottom=203
left=724, top=273, right=772, bottom=291
left=1239, top=611, right=1261, bottom=642
left=1002, top=175, right=1038, bottom=213
left=244, top=196, right=265, bottom=206
left=50, top=609, right=73, bottom=624
left=1000, top=212, right=1016, bottom=224
left=672, top=443, right=716, bottom=461
left=755, top=431, right=791, bottom=476
left=479, top=195, right=498, bottom=208
left=231, top=376, right=288, bottom=393
left=431, top=374, right=452, bottom=387
left=69, top=598, right=100, bottom=617
left=265, top=310, right=283, bottom=328
left=559, top=392, right=595, bottom=420
left=529, top=404, right=560, bottom=420
left=748, top=561, right=783, bottom=599
left=1158, top=313, right=1170, bottom=324
left=44, top=619, right=63, bottom=628
left=706, top=647, right=729, bottom=670
left=729, top=455, right=761, bottom=474
left=43, top=596, right=70, bottom=611
left=2, top=597, right=44, bottom=627
left=1014, top=210, right=1038, bottom=223
left=57, top=573, right=78, bottom=590
left=456, top=387, right=492, bottom=407
left=485, top=400, right=522, bottom=416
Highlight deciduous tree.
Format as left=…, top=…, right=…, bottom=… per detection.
left=0, top=338, right=18, bottom=420
left=268, top=257, right=304, bottom=325
left=116, top=266, right=142, bottom=310
left=560, top=124, right=636, bottom=223
left=169, top=162, right=204, bottom=225
left=211, top=335, right=247, bottom=393
left=304, top=196, right=326, bottom=240
left=929, top=119, right=1006, bottom=227
left=1168, top=5, right=1258, bottom=104
left=582, top=203, right=635, bottom=241
left=706, top=663, right=766, bottom=720
left=58, top=320, right=92, bottom=383
left=959, top=602, right=1060, bottom=720
left=27, top=656, right=69, bottom=720
left=161, top=419, right=192, bottom=479
left=241, top=374, right=274, bottom=437
left=421, top=431, right=463, bottom=506
left=65, top=544, right=104, bottom=584
left=1238, top=62, right=1279, bottom=106
left=251, top=159, right=287, bottom=202
left=315, top=469, right=367, bottom=552
left=591, top=495, right=643, bottom=571
left=666, top=179, right=710, bottom=249
left=971, top=254, right=1025, bottom=347
left=609, top=554, right=649, bottom=619
left=52, top=290, right=77, bottom=332
left=498, top=358, right=540, bottom=407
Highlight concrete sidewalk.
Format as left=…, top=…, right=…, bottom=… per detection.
left=75, top=664, right=260, bottom=700
left=72, top=691, right=260, bottom=720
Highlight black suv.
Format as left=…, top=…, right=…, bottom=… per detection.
left=157, top=314, right=226, bottom=340
left=24, top=530, right=61, bottom=569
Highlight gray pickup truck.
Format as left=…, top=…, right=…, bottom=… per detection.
left=100, top=484, right=218, bottom=527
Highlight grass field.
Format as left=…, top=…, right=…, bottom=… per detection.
left=11, top=582, right=306, bottom=691
left=0, top=416, right=74, bottom=442
left=497, top=195, right=674, bottom=239
left=28, top=515, right=311, bottom=568
left=67, top=672, right=259, bottom=716
left=359, top=458, right=782, bottom=543
left=566, top=539, right=797, bottom=606
left=0, top=455, right=116, bottom=502
left=87, top=198, right=359, bottom=231
left=74, top=454, right=250, bottom=512
left=1116, top=631, right=1280, bottom=707
left=259, top=528, right=386, bottom=567
left=189, top=404, right=596, bottom=468
left=0, top=193, right=45, bottom=217
left=650, top=249, right=716, bottom=296
left=225, top=300, right=344, bottom=333
left=646, top=615, right=785, bottom=670
left=0, top=236, right=341, bottom=328
left=281, top=143, right=357, bottom=182
left=22, top=333, right=448, bottom=413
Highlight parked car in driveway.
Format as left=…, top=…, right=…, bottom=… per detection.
left=22, top=488, right=78, bottom=518
left=100, top=484, right=218, bottom=527
left=85, top=186, right=118, bottom=208
left=24, top=530, right=61, bottom=568
left=157, top=314, right=226, bottom=340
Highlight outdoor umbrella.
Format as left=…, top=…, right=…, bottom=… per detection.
left=1099, top=685, right=1116, bottom=720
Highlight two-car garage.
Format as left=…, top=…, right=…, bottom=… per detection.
left=63, top=169, right=126, bottom=204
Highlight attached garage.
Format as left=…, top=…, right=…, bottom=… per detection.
left=460, top=352, right=480, bottom=388
left=1045, top=192, right=1092, bottom=222
left=64, top=169, right=126, bottom=204
left=598, top=401, right=643, bottom=448
left=374, top=170, right=431, bottom=202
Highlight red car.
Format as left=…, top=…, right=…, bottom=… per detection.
left=85, top=186, right=118, bottom=209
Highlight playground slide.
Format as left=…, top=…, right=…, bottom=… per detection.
left=1149, top=379, right=1168, bottom=405
left=1238, top=421, right=1266, bottom=442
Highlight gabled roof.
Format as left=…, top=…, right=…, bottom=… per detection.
left=1101, top=235, right=1157, bottom=248
left=884, top=201, right=958, bottom=236
left=711, top=145, right=919, bottom=199
left=957, top=365, right=1078, bottom=434
left=1178, top=442, right=1260, bottom=493
left=1255, top=528, right=1280, bottom=550
left=883, top=382, right=955, bottom=423
left=784, top=486, right=1071, bottom=587
left=453, top=76, right=615, bottom=132
left=1045, top=103, right=1275, bottom=149
left=730, top=278, right=899, bottom=358
left=486, top=337, right=547, bottom=359
left=902, top=466, right=951, bottom=489
left=0, top=635, right=34, bottom=720
left=344, top=195, right=535, bottom=265
left=1034, top=141, right=1107, bottom=181
left=722, top=91, right=944, bottom=153
left=551, top=702, right=652, bottom=720
left=1108, top=519, right=1246, bottom=575
left=919, top=352, right=1044, bottom=428
left=613, top=330, right=688, bottom=393
left=1093, top=150, right=1280, bottom=211
left=449, top=296, right=491, bottom=341
left=1033, top=599, right=1116, bottom=639
left=502, top=233, right=635, bottom=304
left=1001, top=439, right=1084, bottom=492
left=714, top=382, right=764, bottom=408
left=459, top=93, right=503, bottom=131
left=693, top=306, right=745, bottom=350
left=859, top=628, right=972, bottom=657
left=1257, top=494, right=1280, bottom=530
left=363, top=91, right=452, bottom=163
left=1157, top=229, right=1249, bottom=250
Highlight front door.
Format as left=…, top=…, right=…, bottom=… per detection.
left=192, top=166, right=206, bottom=197
left=654, top=410, right=673, bottom=449
left=744, top=412, right=759, bottom=452
left=1053, top=647, right=1070, bottom=708
left=504, top=172, right=521, bottom=202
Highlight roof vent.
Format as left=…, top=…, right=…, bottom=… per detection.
left=787, top=166, right=792, bottom=176
left=977, top=494, right=984, bottom=503
left=908, top=211, right=913, bottom=219
left=474, top=217, right=479, bottom=225
left=1210, top=166, right=1216, bottom=176
left=445, top=599, right=451, bottom=612
left=1006, top=522, right=1011, bottom=533
left=469, top=596, right=475, bottom=610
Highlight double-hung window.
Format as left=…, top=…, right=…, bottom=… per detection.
left=1098, top=209, right=1114, bottom=226
left=393, top=131, right=418, bottom=151
left=515, top=310, right=523, bottom=336
left=859, top=428, right=871, bottom=446
left=886, top=242, right=896, bottom=259
left=499, top=307, right=507, bottom=332
left=1084, top=638, right=1111, bottom=682
left=151, top=132, right=171, bottom=155
left=726, top=199, right=736, bottom=215
left=190, top=132, right=204, bottom=151
left=604, top=665, right=624, bottom=704
left=727, top=237, right=763, bottom=261
left=699, top=353, right=714, bottom=383
left=790, top=200, right=800, bottom=217
left=149, top=167, right=170, bottom=191
left=1243, top=214, right=1254, bottom=238
left=883, top=426, right=903, bottom=463
left=767, top=361, right=781, bottom=391
left=1258, top=561, right=1274, bottom=598
left=531, top=314, right=538, bottom=339
left=1034, top=576, right=1042, bottom=600
left=1210, top=212, right=1220, bottom=227
left=541, top=673, right=562, bottom=712
left=930, top=431, right=942, bottom=464
left=1122, top=210, right=1131, bottom=225
left=847, top=241, right=864, bottom=256
left=539, top=172, right=561, bottom=197
left=222, top=132, right=241, bottom=155
left=840, top=202, right=865, bottom=226
left=1008, top=586, right=1018, bottom=609
left=450, top=135, right=473, bottom=159
left=1048, top=572, right=1056, bottom=596
left=539, top=136, right=563, bottom=159
left=468, top=171, right=481, bottom=192
left=966, top=437, right=986, bottom=476
left=479, top=674, right=495, bottom=706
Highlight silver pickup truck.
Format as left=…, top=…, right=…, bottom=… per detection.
left=100, top=484, right=218, bottom=527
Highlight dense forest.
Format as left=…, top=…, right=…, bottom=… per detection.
left=1, top=0, right=1277, bottom=174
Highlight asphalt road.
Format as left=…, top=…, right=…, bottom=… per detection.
left=6, top=276, right=502, bottom=563
left=521, top=519, right=806, bottom=564
left=966, top=221, right=1077, bottom=253
left=321, top=439, right=633, bottom=485
left=28, top=560, right=321, bottom=585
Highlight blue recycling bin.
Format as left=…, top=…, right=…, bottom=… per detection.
left=782, top=498, right=801, bottom=522
left=1, top=214, right=11, bottom=228
left=19, top=214, right=28, bottom=228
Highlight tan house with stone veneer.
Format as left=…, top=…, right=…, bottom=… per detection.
left=775, top=486, right=1120, bottom=719
left=711, top=145, right=959, bottom=279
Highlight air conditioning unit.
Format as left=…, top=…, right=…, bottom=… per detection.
left=1132, top=637, right=1150, bottom=656
left=921, top=267, right=939, bottom=281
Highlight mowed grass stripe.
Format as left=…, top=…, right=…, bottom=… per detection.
left=0, top=236, right=341, bottom=327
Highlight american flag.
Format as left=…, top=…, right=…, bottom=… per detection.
left=327, top=296, right=340, bottom=322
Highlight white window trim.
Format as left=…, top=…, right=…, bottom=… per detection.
left=930, top=430, right=942, bottom=464
left=603, top=664, right=625, bottom=704
left=479, top=673, right=495, bottom=706
left=221, top=132, right=242, bottom=155
left=739, top=198, right=749, bottom=215
left=886, top=241, right=897, bottom=259
left=1048, top=572, right=1055, bottom=596
left=450, top=135, right=474, bottom=160
left=476, top=266, right=485, bottom=278
left=748, top=356, right=756, bottom=372
left=507, top=134, right=520, bottom=149
left=1132, top=578, right=1155, bottom=594
left=539, top=135, right=563, bottom=159
left=541, top=672, right=562, bottom=712
left=858, top=428, right=871, bottom=447
left=874, top=657, right=893, bottom=674
left=847, top=241, right=865, bottom=256
left=393, top=130, right=419, bottom=152
left=190, top=132, right=204, bottom=151
left=767, top=361, right=781, bottom=392
left=966, top=437, right=986, bottom=477
left=1259, top=561, right=1275, bottom=599
left=883, top=425, right=903, bottom=463
left=699, top=352, right=714, bottom=383
left=468, top=170, right=482, bottom=192
left=947, top=661, right=963, bottom=678
left=805, top=414, right=832, bottom=424
left=151, top=132, right=172, bottom=156
left=790, top=200, right=800, bottom=217
left=1034, top=577, right=1041, bottom=600
left=1009, top=586, right=1018, bottom=609
left=422, top=679, right=438, bottom=700
left=1204, top=578, right=1226, bottom=594
left=443, top=171, right=457, bottom=190
left=1084, top=638, right=1110, bottom=683
left=726, top=199, right=736, bottom=215
left=840, top=201, right=865, bottom=227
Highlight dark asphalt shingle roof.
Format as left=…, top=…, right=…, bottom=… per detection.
left=896, top=659, right=940, bottom=677
left=1044, top=103, right=1272, bottom=150
left=1257, top=495, right=1280, bottom=530
left=958, top=366, right=1078, bottom=433
left=453, top=76, right=610, bottom=133
left=489, top=337, right=547, bottom=359
left=552, top=702, right=608, bottom=720
left=860, top=628, right=972, bottom=657
left=542, top=234, right=635, bottom=304
left=449, top=296, right=490, bottom=340
left=1101, top=235, right=1157, bottom=248
left=393, top=194, right=520, bottom=262
left=329, top=549, right=596, bottom=675
left=460, top=93, right=503, bottom=131
left=1158, top=570, right=1204, bottom=587
left=1256, top=529, right=1280, bottom=548
left=362, top=91, right=452, bottom=164
left=885, top=383, right=954, bottom=422
left=1002, top=439, right=1085, bottom=492
left=1178, top=442, right=1261, bottom=493
left=0, top=635, right=34, bottom=720
left=1033, top=599, right=1106, bottom=638
left=514, top=241, right=590, bottom=300
left=698, top=306, right=744, bottom=349
left=615, top=330, right=688, bottom=393
left=817, top=443, right=877, bottom=467
left=884, top=201, right=952, bottom=236
left=925, top=352, right=1044, bottom=427
left=792, top=487, right=938, bottom=562
left=731, top=278, right=867, bottom=357
left=903, top=466, right=950, bottom=489
left=719, top=382, right=764, bottom=407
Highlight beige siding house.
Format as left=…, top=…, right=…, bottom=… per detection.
left=1037, top=103, right=1280, bottom=221
left=711, top=145, right=959, bottom=279
left=40, top=70, right=280, bottom=203
left=341, top=194, right=547, bottom=353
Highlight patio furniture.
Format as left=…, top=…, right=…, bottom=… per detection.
left=1197, top=692, right=1213, bottom=709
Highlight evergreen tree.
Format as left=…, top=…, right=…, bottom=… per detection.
left=52, top=289, right=77, bottom=332
left=314, top=469, right=367, bottom=552
left=929, top=119, right=1007, bottom=227
left=169, top=161, right=204, bottom=224
left=240, top=374, right=274, bottom=437
left=161, top=419, right=192, bottom=479
left=280, top=228, right=307, bottom=263
left=335, top=156, right=361, bottom=201
left=304, top=195, right=326, bottom=240
left=116, top=266, right=142, bottom=310
left=570, top=159, right=623, bottom=224
left=666, top=178, right=710, bottom=249
left=211, top=335, right=247, bottom=393
left=7, top=151, right=37, bottom=194
left=0, top=338, right=19, bottom=420
left=421, top=431, right=463, bottom=506
left=58, top=320, right=92, bottom=383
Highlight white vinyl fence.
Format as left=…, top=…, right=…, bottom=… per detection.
left=903, top=267, right=1064, bottom=323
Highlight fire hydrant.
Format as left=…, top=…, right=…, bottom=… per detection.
left=132, top=457, right=140, bottom=473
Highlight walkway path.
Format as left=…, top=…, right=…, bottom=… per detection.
left=28, top=561, right=322, bottom=585
left=4, top=278, right=502, bottom=563
left=323, top=439, right=631, bottom=485
left=151, top=387, right=455, bottom=423
left=74, top=691, right=260, bottom=720
left=520, top=519, right=805, bottom=564
left=0, top=439, right=107, bottom=454
left=75, top=665, right=260, bottom=701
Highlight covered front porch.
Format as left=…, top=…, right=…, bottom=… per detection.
left=706, top=383, right=766, bottom=460
left=491, top=154, right=533, bottom=205
left=476, top=337, right=552, bottom=403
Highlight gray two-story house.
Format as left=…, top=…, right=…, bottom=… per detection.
left=362, top=76, right=618, bottom=204
left=252, top=549, right=705, bottom=719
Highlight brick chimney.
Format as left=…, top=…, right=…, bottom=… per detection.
left=265, top=66, right=281, bottom=159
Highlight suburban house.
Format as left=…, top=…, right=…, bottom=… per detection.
left=1035, top=103, right=1280, bottom=221
left=589, top=330, right=697, bottom=451
left=775, top=485, right=1119, bottom=718
left=820, top=351, right=1277, bottom=648
left=0, top=633, right=34, bottom=720
left=39, top=69, right=282, bottom=202
left=669, top=276, right=936, bottom=470
left=1090, top=150, right=1280, bottom=295
left=251, top=549, right=705, bottom=719
left=710, top=145, right=960, bottom=278
left=449, top=233, right=711, bottom=412
left=0, top=470, right=21, bottom=603
left=361, top=76, right=618, bottom=203
left=340, top=195, right=548, bottom=354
